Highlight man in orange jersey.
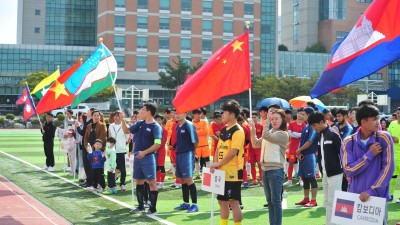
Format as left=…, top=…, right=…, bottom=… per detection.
left=192, top=109, right=210, bottom=179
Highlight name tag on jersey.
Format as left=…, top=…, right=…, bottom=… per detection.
left=324, top=140, right=333, bottom=144
left=146, top=128, right=151, bottom=132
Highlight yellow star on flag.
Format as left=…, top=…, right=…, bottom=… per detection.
left=231, top=40, right=244, bottom=53
left=223, top=59, right=227, bottom=64
left=50, top=80, right=69, bottom=99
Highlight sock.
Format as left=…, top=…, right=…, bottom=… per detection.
left=143, top=182, right=150, bottom=202
left=243, top=167, right=248, bottom=183
left=182, top=183, right=189, bottom=203
left=251, top=164, right=257, bottom=182
left=156, top=170, right=161, bottom=182
left=246, top=162, right=251, bottom=175
left=389, top=176, right=397, bottom=195
left=315, top=163, right=320, bottom=175
left=188, top=183, right=197, bottom=204
left=206, top=161, right=211, bottom=168
left=294, top=164, right=299, bottom=173
left=233, top=222, right=242, bottom=225
left=258, top=165, right=263, bottom=181
left=136, top=184, right=145, bottom=209
left=195, top=162, right=200, bottom=176
left=160, top=172, right=166, bottom=183
left=288, top=165, right=294, bottom=180
left=220, top=219, right=228, bottom=225
left=149, top=191, right=158, bottom=212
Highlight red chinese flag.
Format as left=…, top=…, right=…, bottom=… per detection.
left=35, top=63, right=81, bottom=115
left=203, top=172, right=211, bottom=187
left=173, top=30, right=251, bottom=113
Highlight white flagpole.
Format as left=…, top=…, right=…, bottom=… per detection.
left=210, top=192, right=215, bottom=225
left=98, top=38, right=123, bottom=112
left=246, top=21, right=253, bottom=117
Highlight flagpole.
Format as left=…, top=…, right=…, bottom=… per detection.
left=98, top=38, right=123, bottom=112
left=25, top=82, right=43, bottom=129
left=246, top=21, right=253, bottom=116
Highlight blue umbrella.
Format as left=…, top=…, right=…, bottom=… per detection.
left=256, top=97, right=291, bottom=110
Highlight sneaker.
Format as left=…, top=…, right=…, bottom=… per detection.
left=86, top=186, right=95, bottom=191
left=102, top=190, right=115, bottom=195
left=41, top=166, right=48, bottom=171
left=187, top=204, right=199, bottom=213
left=304, top=200, right=318, bottom=208
left=47, top=167, right=54, bottom=172
left=295, top=198, right=310, bottom=206
left=144, top=200, right=151, bottom=208
left=169, top=183, right=176, bottom=188
left=175, top=184, right=182, bottom=189
left=143, top=209, right=157, bottom=215
left=130, top=207, right=145, bottom=214
left=242, top=182, right=249, bottom=188
left=283, top=180, right=292, bottom=186
left=396, top=198, right=400, bottom=203
left=389, top=195, right=393, bottom=202
left=96, top=187, right=103, bottom=193
left=157, top=183, right=164, bottom=190
left=174, top=203, right=190, bottom=210
left=112, top=189, right=118, bottom=194
left=292, top=173, right=299, bottom=178
left=120, top=185, right=126, bottom=192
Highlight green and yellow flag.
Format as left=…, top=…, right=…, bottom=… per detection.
left=31, top=67, right=60, bottom=99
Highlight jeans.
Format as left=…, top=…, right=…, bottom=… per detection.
left=263, top=168, right=284, bottom=225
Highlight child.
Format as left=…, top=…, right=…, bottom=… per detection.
left=61, top=129, right=77, bottom=176
left=86, top=139, right=106, bottom=192
left=103, top=137, right=117, bottom=195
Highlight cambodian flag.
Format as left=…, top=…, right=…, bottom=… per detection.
left=334, top=198, right=354, bottom=219
left=311, top=0, right=400, bottom=98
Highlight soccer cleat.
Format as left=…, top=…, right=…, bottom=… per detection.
left=187, top=204, right=199, bottom=213
left=242, top=182, right=249, bottom=188
left=295, top=198, right=310, bottom=206
left=130, top=207, right=145, bottom=214
left=174, top=203, right=190, bottom=210
left=120, top=185, right=126, bottom=192
left=304, top=200, right=318, bottom=208
left=47, top=167, right=54, bottom=172
left=283, top=180, right=292, bottom=186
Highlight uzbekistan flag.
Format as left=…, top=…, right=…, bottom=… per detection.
left=311, top=0, right=400, bottom=98
left=16, top=84, right=37, bottom=121
left=334, top=198, right=354, bottom=219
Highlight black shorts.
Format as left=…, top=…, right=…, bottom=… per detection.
left=217, top=181, right=241, bottom=201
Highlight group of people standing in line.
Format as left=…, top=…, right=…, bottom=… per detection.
left=38, top=98, right=398, bottom=225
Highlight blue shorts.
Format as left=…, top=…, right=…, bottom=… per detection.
left=175, top=151, right=195, bottom=178
left=298, top=153, right=316, bottom=179
left=133, top=153, right=156, bottom=180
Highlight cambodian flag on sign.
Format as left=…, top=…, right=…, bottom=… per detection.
left=334, top=198, right=355, bottom=219
left=311, top=0, right=400, bottom=98
left=16, top=84, right=37, bottom=121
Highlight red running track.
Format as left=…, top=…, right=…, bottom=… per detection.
left=0, top=175, right=71, bottom=225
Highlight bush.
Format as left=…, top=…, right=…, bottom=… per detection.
left=0, top=117, right=4, bottom=127
left=6, top=113, right=15, bottom=120
left=57, top=113, right=65, bottom=122
left=30, top=118, right=40, bottom=124
left=15, top=118, right=23, bottom=123
left=54, top=120, right=62, bottom=127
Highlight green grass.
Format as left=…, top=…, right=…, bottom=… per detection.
left=0, top=129, right=399, bottom=225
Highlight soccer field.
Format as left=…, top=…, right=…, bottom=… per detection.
left=0, top=129, right=399, bottom=225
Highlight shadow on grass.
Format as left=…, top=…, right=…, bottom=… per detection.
left=77, top=208, right=154, bottom=225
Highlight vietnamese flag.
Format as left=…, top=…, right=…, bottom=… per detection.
left=16, top=84, right=37, bottom=121
left=173, top=30, right=251, bottom=113
left=35, top=62, right=81, bottom=115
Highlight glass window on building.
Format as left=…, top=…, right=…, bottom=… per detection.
left=223, top=2, right=233, bottom=14
left=138, top=0, right=148, bottom=9
left=293, top=25, right=299, bottom=44
left=115, top=15, right=125, bottom=28
left=114, top=35, right=125, bottom=48
left=115, top=55, right=125, bottom=68
left=202, top=20, right=212, bottom=32
left=181, top=38, right=191, bottom=50
left=244, top=3, right=254, bottom=15
left=159, top=18, right=170, bottom=30
left=115, top=0, right=125, bottom=7
left=137, top=16, right=148, bottom=29
left=369, top=73, right=382, bottom=80
left=336, top=31, right=349, bottom=41
left=35, top=9, right=40, bottom=15
left=34, top=27, right=40, bottom=33
left=137, top=36, right=148, bottom=48
left=158, top=56, right=169, bottom=69
left=181, top=0, right=192, bottom=11
left=160, top=0, right=170, bottom=10
left=202, top=39, right=212, bottom=51
left=181, top=19, right=191, bottom=31
left=136, top=56, right=147, bottom=69
left=223, top=21, right=233, bottom=33
left=203, top=1, right=212, bottom=13
left=182, top=57, right=191, bottom=66
left=159, top=37, right=169, bottom=49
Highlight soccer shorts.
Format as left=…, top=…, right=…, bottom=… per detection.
left=298, top=153, right=316, bottom=179
left=217, top=181, right=242, bottom=201
left=156, top=146, right=166, bottom=167
left=195, top=145, right=210, bottom=158
left=133, top=153, right=156, bottom=180
left=175, top=151, right=195, bottom=178
left=248, top=148, right=261, bottom=163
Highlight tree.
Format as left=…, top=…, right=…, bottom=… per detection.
left=87, top=86, right=115, bottom=102
left=305, top=43, right=326, bottom=53
left=278, top=44, right=289, bottom=51
left=158, top=56, right=202, bottom=89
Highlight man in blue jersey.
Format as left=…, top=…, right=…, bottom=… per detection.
left=173, top=112, right=199, bottom=213
left=122, top=103, right=162, bottom=215
left=334, top=109, right=353, bottom=140
left=295, top=107, right=319, bottom=208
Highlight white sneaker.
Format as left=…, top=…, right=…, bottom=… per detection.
left=175, top=184, right=182, bottom=189
left=157, top=183, right=164, bottom=190
left=47, top=167, right=54, bottom=172
left=396, top=198, right=400, bottom=203
left=120, top=185, right=126, bottom=192
left=41, top=166, right=48, bottom=171
left=283, top=180, right=292, bottom=186
left=96, top=187, right=103, bottom=193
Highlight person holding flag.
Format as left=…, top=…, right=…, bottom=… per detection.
left=39, top=112, right=57, bottom=172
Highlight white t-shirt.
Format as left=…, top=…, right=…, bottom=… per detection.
left=108, top=123, right=129, bottom=153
